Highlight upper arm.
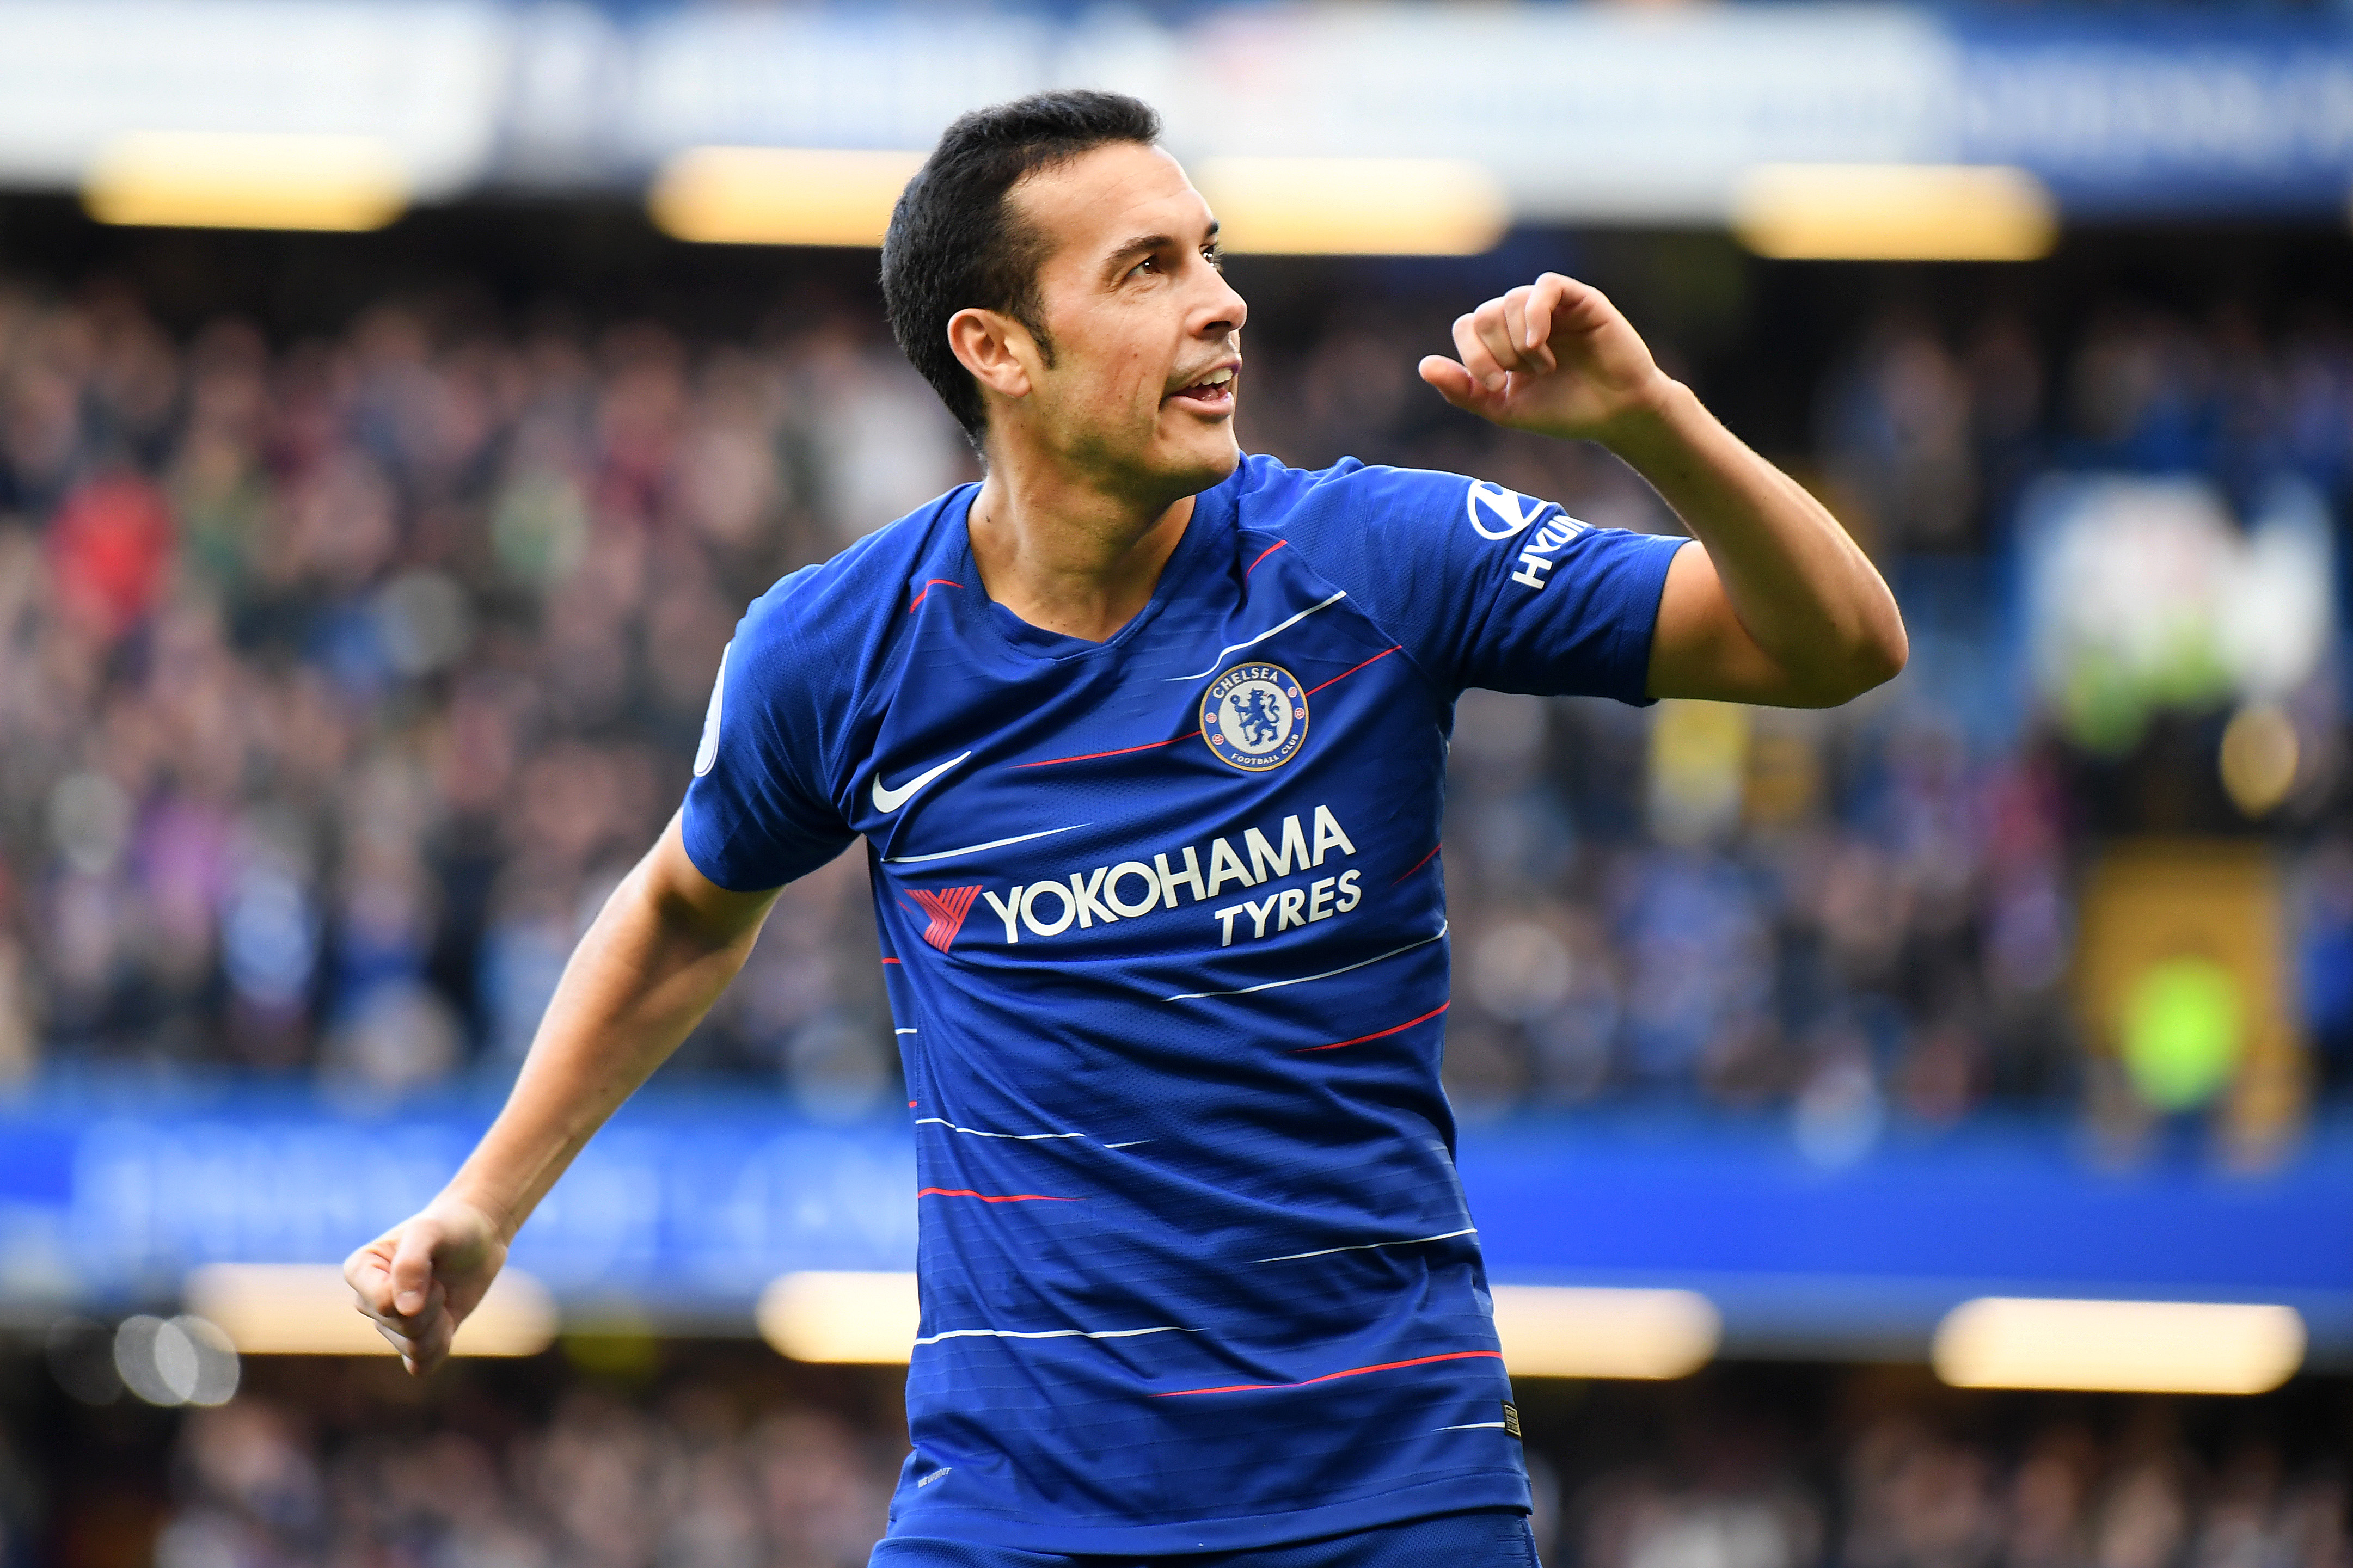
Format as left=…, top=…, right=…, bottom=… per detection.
left=1644, top=543, right=1856, bottom=708
left=644, top=811, right=782, bottom=952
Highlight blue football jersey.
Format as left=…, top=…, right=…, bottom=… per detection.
left=682, top=453, right=1683, bottom=1554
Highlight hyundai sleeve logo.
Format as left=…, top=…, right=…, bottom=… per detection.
left=1465, top=481, right=1549, bottom=541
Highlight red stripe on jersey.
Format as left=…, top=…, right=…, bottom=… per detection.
left=917, top=1188, right=1074, bottom=1203
left=1303, top=643, right=1401, bottom=697
left=1245, top=539, right=1288, bottom=576
left=1007, top=631, right=1390, bottom=774
left=1155, top=1349, right=1503, bottom=1397
left=1294, top=1001, right=1449, bottom=1053
left=909, top=579, right=962, bottom=610
left=1012, top=642, right=1394, bottom=772
left=1391, top=842, right=1442, bottom=884
left=1012, top=731, right=1200, bottom=770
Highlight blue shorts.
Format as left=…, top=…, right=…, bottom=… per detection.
left=868, top=1508, right=1541, bottom=1568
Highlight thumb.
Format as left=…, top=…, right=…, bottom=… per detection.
left=389, top=1219, right=443, bottom=1317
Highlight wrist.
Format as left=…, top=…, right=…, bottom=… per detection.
left=437, top=1183, right=522, bottom=1247
left=1596, top=372, right=1693, bottom=455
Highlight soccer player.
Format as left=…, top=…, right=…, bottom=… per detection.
left=347, top=92, right=1903, bottom=1566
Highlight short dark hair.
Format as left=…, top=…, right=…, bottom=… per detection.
left=880, top=90, right=1162, bottom=444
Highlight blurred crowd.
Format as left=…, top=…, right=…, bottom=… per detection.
left=7, top=1351, right=2346, bottom=1568
left=0, top=279, right=965, bottom=1100
left=0, top=270, right=2348, bottom=1132
left=152, top=1384, right=896, bottom=1568
left=1557, top=1378, right=2351, bottom=1568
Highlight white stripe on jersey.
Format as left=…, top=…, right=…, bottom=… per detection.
left=1257, top=1227, right=1478, bottom=1263
left=883, top=822, right=1090, bottom=865
left=1163, top=591, right=1348, bottom=681
left=1163, top=922, right=1447, bottom=1001
left=916, top=1118, right=1090, bottom=1142
left=914, top=1325, right=1196, bottom=1348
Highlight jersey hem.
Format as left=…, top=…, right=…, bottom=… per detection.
left=882, top=1468, right=1531, bottom=1555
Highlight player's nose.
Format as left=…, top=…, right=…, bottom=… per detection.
left=1196, top=270, right=1247, bottom=340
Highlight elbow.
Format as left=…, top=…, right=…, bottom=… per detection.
left=1827, top=611, right=1910, bottom=705
left=1854, top=614, right=1910, bottom=694
left=1788, top=612, right=1908, bottom=709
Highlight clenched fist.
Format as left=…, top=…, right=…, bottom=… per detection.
left=343, top=1194, right=508, bottom=1376
left=1418, top=272, right=1677, bottom=446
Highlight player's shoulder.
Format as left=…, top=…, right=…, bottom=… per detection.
left=1229, top=452, right=1496, bottom=563
left=731, top=484, right=973, bottom=675
left=1230, top=451, right=1470, bottom=516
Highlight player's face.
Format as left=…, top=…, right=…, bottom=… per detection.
left=1010, top=143, right=1246, bottom=497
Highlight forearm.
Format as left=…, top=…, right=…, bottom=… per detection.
left=1607, top=380, right=1906, bottom=700
left=443, top=832, right=769, bottom=1243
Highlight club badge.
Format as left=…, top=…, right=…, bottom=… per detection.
left=1202, top=662, right=1308, bottom=772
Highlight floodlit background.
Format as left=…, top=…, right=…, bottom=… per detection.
left=0, top=2, right=2350, bottom=1565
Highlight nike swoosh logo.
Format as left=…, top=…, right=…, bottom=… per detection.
left=872, top=752, right=971, bottom=813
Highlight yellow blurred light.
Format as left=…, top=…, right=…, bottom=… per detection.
left=758, top=1273, right=1721, bottom=1376
left=649, top=147, right=924, bottom=247
left=1733, top=165, right=2057, bottom=262
left=1490, top=1286, right=1720, bottom=1379
left=184, top=1263, right=557, bottom=1357
left=1933, top=1298, right=2304, bottom=1394
left=1649, top=699, right=1751, bottom=844
left=758, top=1271, right=920, bottom=1363
left=83, top=133, right=408, bottom=232
left=2220, top=703, right=2299, bottom=817
left=1196, top=157, right=1509, bottom=256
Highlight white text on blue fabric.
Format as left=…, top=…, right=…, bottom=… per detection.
left=1508, top=512, right=1590, bottom=592
left=979, top=805, right=1359, bottom=944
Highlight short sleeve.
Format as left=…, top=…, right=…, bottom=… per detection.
left=1273, top=460, right=1687, bottom=703
left=680, top=568, right=859, bottom=891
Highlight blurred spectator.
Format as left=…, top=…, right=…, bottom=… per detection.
left=2297, top=839, right=2353, bottom=1097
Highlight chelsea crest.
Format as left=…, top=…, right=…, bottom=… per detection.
left=1202, top=662, right=1308, bottom=772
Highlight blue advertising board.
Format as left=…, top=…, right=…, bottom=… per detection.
left=1954, top=18, right=2353, bottom=214
left=3, top=1089, right=2346, bottom=1356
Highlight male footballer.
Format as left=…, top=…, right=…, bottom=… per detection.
left=348, top=91, right=1904, bottom=1567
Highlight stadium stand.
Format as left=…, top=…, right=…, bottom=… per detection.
left=0, top=254, right=2347, bottom=1128
left=4, top=1346, right=2345, bottom=1568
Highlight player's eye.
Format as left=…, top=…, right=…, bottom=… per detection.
left=1126, top=255, right=1159, bottom=280
left=1204, top=244, right=1224, bottom=271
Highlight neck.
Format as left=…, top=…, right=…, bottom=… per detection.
left=966, top=451, right=1197, bottom=644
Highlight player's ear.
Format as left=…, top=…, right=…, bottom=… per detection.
left=947, top=308, right=1034, bottom=404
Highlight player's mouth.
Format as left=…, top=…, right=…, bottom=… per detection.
left=1166, top=363, right=1239, bottom=412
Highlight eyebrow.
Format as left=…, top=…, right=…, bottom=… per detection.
left=1107, top=221, right=1222, bottom=270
